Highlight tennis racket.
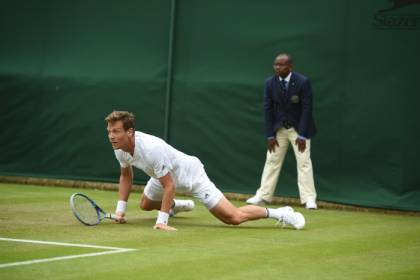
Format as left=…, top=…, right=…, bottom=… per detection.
left=70, top=193, right=116, bottom=226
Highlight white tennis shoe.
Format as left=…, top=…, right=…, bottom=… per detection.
left=305, top=199, right=317, bottom=209
left=169, top=199, right=195, bottom=217
left=277, top=206, right=305, bottom=230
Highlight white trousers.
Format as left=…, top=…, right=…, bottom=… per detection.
left=256, top=128, right=317, bottom=204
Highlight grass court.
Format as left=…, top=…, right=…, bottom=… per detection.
left=1, top=183, right=420, bottom=280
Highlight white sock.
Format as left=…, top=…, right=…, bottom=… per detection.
left=172, top=199, right=183, bottom=208
left=266, top=208, right=283, bottom=220
left=173, top=199, right=191, bottom=208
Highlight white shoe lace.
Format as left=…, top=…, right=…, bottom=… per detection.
left=281, top=213, right=297, bottom=227
left=281, top=212, right=305, bottom=229
left=274, top=207, right=305, bottom=229
left=274, top=206, right=294, bottom=227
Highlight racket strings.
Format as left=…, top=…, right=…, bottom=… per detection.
left=72, top=195, right=99, bottom=225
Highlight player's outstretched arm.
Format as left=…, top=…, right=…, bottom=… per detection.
left=154, top=173, right=177, bottom=231
left=115, top=166, right=133, bottom=224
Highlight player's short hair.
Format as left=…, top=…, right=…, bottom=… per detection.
left=105, top=111, right=135, bottom=131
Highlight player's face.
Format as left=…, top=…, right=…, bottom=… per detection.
left=107, top=121, right=132, bottom=150
left=273, top=56, right=292, bottom=78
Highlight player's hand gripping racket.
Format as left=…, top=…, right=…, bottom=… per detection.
left=70, top=193, right=116, bottom=226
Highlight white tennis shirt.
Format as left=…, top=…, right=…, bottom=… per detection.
left=114, top=131, right=200, bottom=189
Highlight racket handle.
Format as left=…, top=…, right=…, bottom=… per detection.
left=108, top=213, right=117, bottom=220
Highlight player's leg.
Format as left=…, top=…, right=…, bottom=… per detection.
left=191, top=165, right=267, bottom=225
left=140, top=178, right=195, bottom=214
left=210, top=196, right=305, bottom=229
left=191, top=168, right=305, bottom=229
left=210, top=196, right=266, bottom=225
left=140, top=178, right=164, bottom=210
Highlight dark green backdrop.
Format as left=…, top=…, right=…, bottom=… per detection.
left=1, top=0, right=419, bottom=211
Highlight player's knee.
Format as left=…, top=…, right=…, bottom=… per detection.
left=223, top=214, right=242, bottom=225
left=139, top=199, right=152, bottom=211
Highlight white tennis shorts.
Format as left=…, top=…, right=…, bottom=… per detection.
left=143, top=158, right=224, bottom=209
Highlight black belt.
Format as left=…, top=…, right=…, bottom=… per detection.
left=283, top=120, right=292, bottom=129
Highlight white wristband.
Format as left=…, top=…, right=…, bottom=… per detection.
left=116, top=200, right=127, bottom=213
left=156, top=211, right=169, bottom=225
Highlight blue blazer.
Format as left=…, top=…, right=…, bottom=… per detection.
left=264, top=72, right=316, bottom=139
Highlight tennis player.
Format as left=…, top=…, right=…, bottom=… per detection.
left=105, top=111, right=305, bottom=231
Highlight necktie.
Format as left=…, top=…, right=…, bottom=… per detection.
left=280, top=79, right=287, bottom=93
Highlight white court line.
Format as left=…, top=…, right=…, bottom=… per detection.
left=0, top=237, right=136, bottom=269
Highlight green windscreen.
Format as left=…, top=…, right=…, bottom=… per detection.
left=1, top=0, right=419, bottom=211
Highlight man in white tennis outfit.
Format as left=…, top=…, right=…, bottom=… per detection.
left=105, top=111, right=305, bottom=231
